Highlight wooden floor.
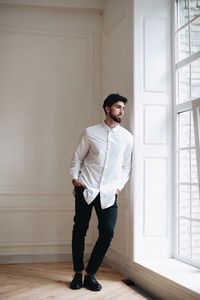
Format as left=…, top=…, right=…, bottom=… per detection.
left=0, top=262, right=151, bottom=300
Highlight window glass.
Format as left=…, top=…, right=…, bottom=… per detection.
left=192, top=220, right=200, bottom=262
left=179, top=184, right=190, bottom=217
left=179, top=218, right=191, bottom=258
left=177, top=25, right=190, bottom=62
left=177, top=64, right=190, bottom=103
left=175, top=0, right=200, bottom=268
left=177, top=0, right=189, bottom=28
left=191, top=17, right=200, bottom=54
left=179, top=111, right=190, bottom=148
left=190, top=0, right=200, bottom=20
left=191, top=185, right=200, bottom=219
left=191, top=59, right=200, bottom=99
left=191, top=149, right=198, bottom=183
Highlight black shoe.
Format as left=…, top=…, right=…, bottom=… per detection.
left=83, top=274, right=102, bottom=291
left=70, top=273, right=83, bottom=290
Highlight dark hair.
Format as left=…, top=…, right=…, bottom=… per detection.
left=103, top=93, right=128, bottom=113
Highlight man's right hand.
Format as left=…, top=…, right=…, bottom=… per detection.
left=72, top=179, right=86, bottom=188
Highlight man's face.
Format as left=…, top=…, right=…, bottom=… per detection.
left=107, top=101, right=125, bottom=123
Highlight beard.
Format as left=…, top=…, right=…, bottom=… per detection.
left=109, top=112, right=122, bottom=123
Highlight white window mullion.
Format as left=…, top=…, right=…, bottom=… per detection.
left=192, top=99, right=200, bottom=185
left=176, top=51, right=200, bottom=70
left=189, top=110, right=192, bottom=260
left=175, top=100, right=192, bottom=113
left=177, top=113, right=180, bottom=257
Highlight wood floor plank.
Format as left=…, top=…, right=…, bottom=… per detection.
left=0, top=262, right=150, bottom=300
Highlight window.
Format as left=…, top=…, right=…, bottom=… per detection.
left=174, top=0, right=200, bottom=268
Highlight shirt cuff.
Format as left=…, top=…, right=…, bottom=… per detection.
left=70, top=170, right=79, bottom=180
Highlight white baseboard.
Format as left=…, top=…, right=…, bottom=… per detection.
left=0, top=254, right=71, bottom=264
left=0, top=253, right=91, bottom=264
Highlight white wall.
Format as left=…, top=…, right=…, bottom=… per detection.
left=0, top=2, right=102, bottom=262
left=102, top=0, right=134, bottom=267
left=0, top=0, right=134, bottom=265
left=0, top=0, right=134, bottom=266
left=103, top=0, right=133, bottom=131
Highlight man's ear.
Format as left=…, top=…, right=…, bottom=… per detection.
left=105, top=106, right=110, bottom=114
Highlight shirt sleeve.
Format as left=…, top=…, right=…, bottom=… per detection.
left=70, top=129, right=90, bottom=180
left=117, top=134, right=134, bottom=191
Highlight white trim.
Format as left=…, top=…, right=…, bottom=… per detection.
left=174, top=104, right=200, bottom=268
left=0, top=253, right=88, bottom=264
left=172, top=0, right=178, bottom=264
left=175, top=100, right=192, bottom=113
left=103, top=9, right=127, bottom=35
left=0, top=206, right=73, bottom=211
left=0, top=189, right=71, bottom=195
left=174, top=0, right=200, bottom=268
left=0, top=240, right=93, bottom=247
left=192, top=99, right=200, bottom=186
left=0, top=240, right=70, bottom=247
left=0, top=0, right=104, bottom=12
left=175, top=14, right=200, bottom=33
left=0, top=254, right=71, bottom=264
left=105, top=256, right=200, bottom=300
left=176, top=51, right=200, bottom=70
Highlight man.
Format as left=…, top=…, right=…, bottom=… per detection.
left=70, top=93, right=133, bottom=291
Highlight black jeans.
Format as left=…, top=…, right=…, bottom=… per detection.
left=72, top=186, right=118, bottom=274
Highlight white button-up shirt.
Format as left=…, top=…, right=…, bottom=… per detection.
left=70, top=122, right=133, bottom=209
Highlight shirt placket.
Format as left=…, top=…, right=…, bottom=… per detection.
left=99, top=130, right=111, bottom=191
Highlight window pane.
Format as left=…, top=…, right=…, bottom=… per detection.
left=177, top=26, right=190, bottom=62
left=179, top=217, right=191, bottom=258
left=177, top=64, right=190, bottom=103
left=191, top=149, right=198, bottom=183
left=179, top=111, right=190, bottom=147
left=192, top=221, right=200, bottom=262
left=190, top=0, right=200, bottom=20
left=191, top=18, right=200, bottom=55
left=177, top=0, right=189, bottom=28
left=175, top=1, right=200, bottom=268
left=180, top=184, right=190, bottom=217
left=191, top=59, right=200, bottom=99
left=191, top=185, right=200, bottom=219
left=180, top=149, right=190, bottom=183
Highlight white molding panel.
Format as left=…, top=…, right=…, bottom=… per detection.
left=143, top=158, right=168, bottom=237
left=143, top=105, right=168, bottom=145
left=134, top=0, right=172, bottom=260
left=0, top=24, right=93, bottom=190
left=143, top=17, right=167, bottom=93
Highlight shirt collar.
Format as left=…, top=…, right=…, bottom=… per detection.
left=103, top=121, right=120, bottom=132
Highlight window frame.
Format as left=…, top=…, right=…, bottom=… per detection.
left=192, top=99, right=200, bottom=182
left=173, top=0, right=200, bottom=268
left=174, top=99, right=200, bottom=268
